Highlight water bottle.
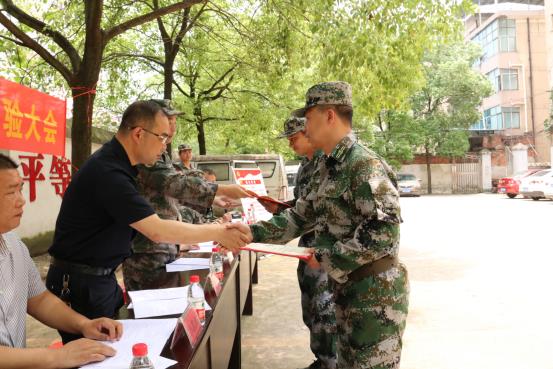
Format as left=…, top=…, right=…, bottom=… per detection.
left=210, top=247, right=224, bottom=282
left=129, top=343, right=155, bottom=369
left=187, top=275, right=206, bottom=324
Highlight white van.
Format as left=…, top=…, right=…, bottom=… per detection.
left=191, top=154, right=289, bottom=201
left=285, top=164, right=300, bottom=200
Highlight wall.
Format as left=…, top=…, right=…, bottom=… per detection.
left=399, top=164, right=454, bottom=194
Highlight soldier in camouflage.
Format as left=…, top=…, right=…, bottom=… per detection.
left=175, top=143, right=194, bottom=172
left=122, top=99, right=251, bottom=291
left=250, top=82, right=409, bottom=369
left=265, top=116, right=336, bottom=369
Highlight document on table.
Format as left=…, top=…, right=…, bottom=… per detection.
left=188, top=241, right=216, bottom=253
left=80, top=319, right=177, bottom=369
left=128, top=286, right=212, bottom=319
left=241, top=243, right=312, bottom=260
left=165, top=257, right=211, bottom=272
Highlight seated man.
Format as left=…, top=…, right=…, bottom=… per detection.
left=0, top=153, right=122, bottom=369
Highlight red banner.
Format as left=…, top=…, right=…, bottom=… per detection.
left=0, top=78, right=66, bottom=157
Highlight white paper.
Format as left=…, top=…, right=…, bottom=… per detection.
left=80, top=319, right=178, bottom=369
left=189, top=241, right=216, bottom=253
left=128, top=286, right=189, bottom=303
left=166, top=263, right=210, bottom=272
left=242, top=243, right=312, bottom=258
left=165, top=257, right=210, bottom=272
left=169, top=258, right=210, bottom=266
left=128, top=286, right=212, bottom=319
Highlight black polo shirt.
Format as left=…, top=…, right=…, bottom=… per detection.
left=49, top=137, right=155, bottom=269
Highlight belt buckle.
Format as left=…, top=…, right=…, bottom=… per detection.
left=60, top=274, right=71, bottom=307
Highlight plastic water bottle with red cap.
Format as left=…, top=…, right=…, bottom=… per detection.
left=129, top=343, right=155, bottom=369
left=187, top=275, right=206, bottom=325
left=210, top=247, right=224, bottom=282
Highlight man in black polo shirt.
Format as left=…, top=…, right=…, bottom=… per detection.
left=46, top=101, right=252, bottom=343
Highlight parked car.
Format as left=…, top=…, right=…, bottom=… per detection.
left=497, top=169, right=541, bottom=199
left=191, top=154, right=288, bottom=201
left=285, top=164, right=300, bottom=200
left=519, top=169, right=553, bottom=200
left=397, top=173, right=422, bottom=197
left=543, top=176, right=553, bottom=200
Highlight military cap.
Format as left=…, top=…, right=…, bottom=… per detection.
left=149, top=99, right=184, bottom=116
left=293, top=81, right=352, bottom=117
left=178, top=143, right=192, bottom=152
left=277, top=116, right=306, bottom=138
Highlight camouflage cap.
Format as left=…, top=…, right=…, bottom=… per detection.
left=293, top=81, right=352, bottom=117
left=277, top=116, right=306, bottom=138
left=178, top=143, right=192, bottom=152
left=149, top=99, right=184, bottom=116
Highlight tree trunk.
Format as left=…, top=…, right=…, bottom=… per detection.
left=163, top=62, right=174, bottom=157
left=71, top=92, right=95, bottom=172
left=197, top=119, right=206, bottom=155
left=425, top=147, right=432, bottom=194
left=193, top=101, right=206, bottom=154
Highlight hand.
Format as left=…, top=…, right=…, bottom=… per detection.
left=180, top=244, right=200, bottom=254
left=81, top=317, right=123, bottom=341
left=54, top=338, right=116, bottom=368
left=214, top=212, right=232, bottom=224
left=214, top=223, right=253, bottom=251
left=305, top=248, right=321, bottom=270
left=213, top=195, right=242, bottom=208
left=219, top=184, right=255, bottom=199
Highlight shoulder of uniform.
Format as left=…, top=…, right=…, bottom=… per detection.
left=348, top=142, right=381, bottom=163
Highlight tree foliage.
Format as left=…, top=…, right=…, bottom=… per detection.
left=1, top=0, right=478, bottom=164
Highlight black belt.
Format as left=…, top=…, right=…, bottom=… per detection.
left=348, top=256, right=399, bottom=282
left=51, top=258, right=115, bottom=277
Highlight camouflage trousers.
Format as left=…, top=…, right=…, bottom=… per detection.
left=334, top=264, right=409, bottom=369
left=123, top=248, right=178, bottom=292
left=298, top=260, right=337, bottom=369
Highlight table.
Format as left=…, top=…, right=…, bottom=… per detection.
left=122, top=250, right=258, bottom=369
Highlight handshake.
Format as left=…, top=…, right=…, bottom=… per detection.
left=212, top=222, right=253, bottom=251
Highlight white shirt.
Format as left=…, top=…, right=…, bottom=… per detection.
left=0, top=232, right=46, bottom=348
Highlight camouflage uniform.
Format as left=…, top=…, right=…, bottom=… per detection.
left=251, top=82, right=409, bottom=369
left=278, top=116, right=337, bottom=369
left=122, top=151, right=217, bottom=291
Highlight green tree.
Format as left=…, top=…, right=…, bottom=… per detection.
left=0, top=0, right=203, bottom=168
left=410, top=42, right=492, bottom=193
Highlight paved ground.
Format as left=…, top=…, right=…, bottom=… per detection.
left=27, top=194, right=553, bottom=368
left=242, top=194, right=553, bottom=369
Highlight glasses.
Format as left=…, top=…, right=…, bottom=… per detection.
left=130, top=126, right=169, bottom=144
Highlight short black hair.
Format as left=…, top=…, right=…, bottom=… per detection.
left=0, top=153, right=18, bottom=170
left=203, top=168, right=216, bottom=176
left=317, top=104, right=353, bottom=126
left=119, top=100, right=164, bottom=132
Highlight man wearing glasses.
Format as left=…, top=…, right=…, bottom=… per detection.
left=46, top=100, right=252, bottom=343
left=123, top=99, right=249, bottom=291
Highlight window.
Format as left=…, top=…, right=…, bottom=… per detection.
left=255, top=161, right=276, bottom=178
left=196, top=162, right=229, bottom=181
left=287, top=172, right=296, bottom=186
left=500, top=68, right=518, bottom=90
left=498, top=19, right=516, bottom=52
left=502, top=107, right=520, bottom=129
left=471, top=106, right=520, bottom=130
left=472, top=18, right=516, bottom=62
left=487, top=68, right=518, bottom=93
left=487, top=69, right=500, bottom=93
left=484, top=106, right=502, bottom=130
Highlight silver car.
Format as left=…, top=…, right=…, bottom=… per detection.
left=397, top=173, right=422, bottom=197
